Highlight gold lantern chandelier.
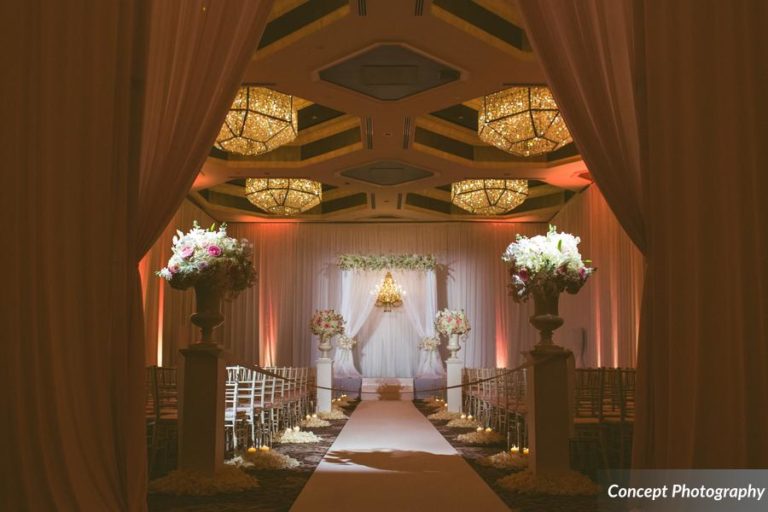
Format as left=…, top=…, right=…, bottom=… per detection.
left=374, top=272, right=405, bottom=312
left=451, top=179, right=528, bottom=215
left=215, top=86, right=298, bottom=156
left=245, top=178, right=322, bottom=215
left=478, top=86, right=572, bottom=157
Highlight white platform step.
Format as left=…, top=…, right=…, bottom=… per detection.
left=360, top=378, right=414, bottom=401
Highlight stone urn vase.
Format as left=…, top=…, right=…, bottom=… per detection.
left=446, top=333, right=462, bottom=360
left=529, top=285, right=564, bottom=350
left=318, top=334, right=333, bottom=359
left=191, top=283, right=224, bottom=343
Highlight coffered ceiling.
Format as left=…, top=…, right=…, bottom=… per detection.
left=190, top=0, right=592, bottom=222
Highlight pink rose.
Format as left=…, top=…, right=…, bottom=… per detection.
left=180, top=246, right=194, bottom=259
left=169, top=264, right=180, bottom=274
left=207, top=245, right=222, bottom=257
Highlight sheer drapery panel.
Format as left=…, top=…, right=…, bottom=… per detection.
left=552, top=185, right=644, bottom=368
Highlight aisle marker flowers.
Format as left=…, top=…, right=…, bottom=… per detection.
left=156, top=221, right=256, bottom=298
left=501, top=225, right=595, bottom=302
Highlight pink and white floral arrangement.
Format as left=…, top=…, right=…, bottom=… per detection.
left=309, top=309, right=346, bottom=338
left=419, top=336, right=441, bottom=351
left=157, top=221, right=256, bottom=298
left=435, top=309, right=471, bottom=336
left=501, top=225, right=595, bottom=303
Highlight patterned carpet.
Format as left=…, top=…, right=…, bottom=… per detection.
left=148, top=401, right=359, bottom=512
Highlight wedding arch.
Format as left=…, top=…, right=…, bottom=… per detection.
left=333, top=254, right=441, bottom=378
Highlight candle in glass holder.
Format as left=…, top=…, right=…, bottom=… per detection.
left=485, top=427, right=492, bottom=433
left=259, top=445, right=270, bottom=452
left=311, top=413, right=318, bottom=419
left=510, top=446, right=519, bottom=454
left=523, top=448, right=529, bottom=455
left=467, top=415, right=473, bottom=420
left=460, top=414, right=467, bottom=419
left=293, top=425, right=300, bottom=432
left=247, top=447, right=257, bottom=454
left=476, top=427, right=483, bottom=432
left=306, top=414, right=311, bottom=419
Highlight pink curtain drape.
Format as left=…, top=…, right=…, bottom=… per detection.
left=518, top=0, right=768, bottom=467
left=138, top=0, right=273, bottom=256
left=1, top=1, right=147, bottom=510
left=552, top=185, right=645, bottom=368
left=517, top=0, right=646, bottom=252
left=139, top=200, right=215, bottom=366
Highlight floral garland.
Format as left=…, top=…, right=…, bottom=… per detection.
left=501, top=225, right=595, bottom=303
left=337, top=253, right=437, bottom=271
left=419, top=336, right=441, bottom=352
left=435, top=309, right=471, bottom=336
left=157, top=221, right=256, bottom=299
left=310, top=309, right=345, bottom=338
left=336, top=335, right=357, bottom=350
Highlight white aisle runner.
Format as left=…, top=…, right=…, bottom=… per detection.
left=290, top=401, right=510, bottom=512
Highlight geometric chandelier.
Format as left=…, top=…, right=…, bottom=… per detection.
left=451, top=179, right=528, bottom=215
left=478, top=86, right=572, bottom=157
left=244, top=178, right=322, bottom=216
left=215, top=86, right=298, bottom=156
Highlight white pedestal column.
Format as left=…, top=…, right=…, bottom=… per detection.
left=446, top=359, right=464, bottom=413
left=316, top=358, right=333, bottom=413
left=525, top=347, right=573, bottom=475
left=178, top=342, right=226, bottom=475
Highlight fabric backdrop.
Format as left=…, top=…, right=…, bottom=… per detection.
left=2, top=2, right=146, bottom=510
left=552, top=186, right=645, bottom=368
left=147, top=186, right=644, bottom=374
left=518, top=0, right=768, bottom=468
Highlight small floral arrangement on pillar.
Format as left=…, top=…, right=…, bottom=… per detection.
left=501, top=225, right=595, bottom=348
left=336, top=335, right=356, bottom=350
left=419, top=336, right=441, bottom=352
left=156, top=221, right=256, bottom=342
left=310, top=309, right=345, bottom=357
left=435, top=309, right=470, bottom=359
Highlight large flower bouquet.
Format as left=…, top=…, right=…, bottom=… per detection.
left=435, top=309, right=471, bottom=336
left=157, top=221, right=256, bottom=298
left=501, top=225, right=595, bottom=303
left=310, top=309, right=345, bottom=338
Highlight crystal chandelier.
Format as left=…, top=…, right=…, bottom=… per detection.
left=478, top=86, right=572, bottom=157
left=374, top=272, right=405, bottom=312
left=451, top=179, right=528, bottom=215
left=245, top=178, right=322, bottom=215
left=215, top=86, right=298, bottom=156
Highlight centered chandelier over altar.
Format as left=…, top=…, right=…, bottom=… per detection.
left=373, top=271, right=405, bottom=312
